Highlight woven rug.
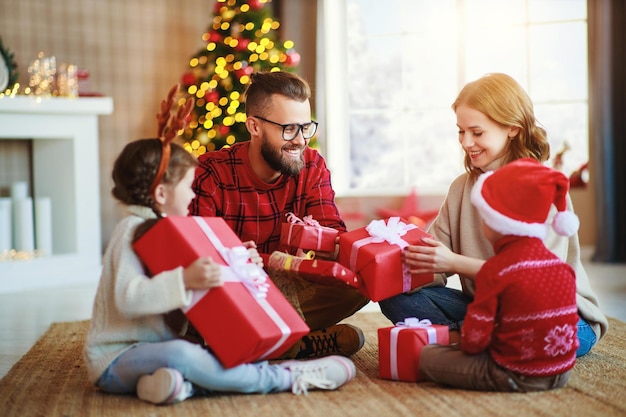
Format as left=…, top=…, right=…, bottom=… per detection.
left=1, top=313, right=625, bottom=417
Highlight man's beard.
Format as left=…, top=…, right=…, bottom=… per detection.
left=260, top=133, right=304, bottom=176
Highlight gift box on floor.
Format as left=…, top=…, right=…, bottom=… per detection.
left=279, top=212, right=339, bottom=253
left=337, top=217, right=435, bottom=302
left=378, top=317, right=449, bottom=382
left=262, top=251, right=360, bottom=289
left=133, top=216, right=310, bottom=368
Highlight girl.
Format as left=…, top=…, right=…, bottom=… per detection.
left=379, top=73, right=608, bottom=357
left=83, top=93, right=355, bottom=405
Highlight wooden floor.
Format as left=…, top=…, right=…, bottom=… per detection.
left=1, top=249, right=625, bottom=380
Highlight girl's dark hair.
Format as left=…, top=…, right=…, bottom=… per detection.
left=244, top=71, right=311, bottom=117
left=111, top=138, right=197, bottom=214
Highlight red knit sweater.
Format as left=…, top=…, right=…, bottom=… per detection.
left=461, top=235, right=579, bottom=376
left=190, top=142, right=346, bottom=254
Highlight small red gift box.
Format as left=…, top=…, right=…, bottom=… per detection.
left=378, top=318, right=449, bottom=382
left=262, top=251, right=360, bottom=288
left=133, top=216, right=310, bottom=368
left=279, top=212, right=339, bottom=253
left=337, top=217, right=435, bottom=302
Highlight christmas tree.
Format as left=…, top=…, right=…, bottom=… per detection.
left=179, top=0, right=300, bottom=156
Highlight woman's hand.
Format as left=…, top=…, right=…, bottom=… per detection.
left=183, top=256, right=223, bottom=290
left=403, top=237, right=484, bottom=279
left=403, top=237, right=458, bottom=274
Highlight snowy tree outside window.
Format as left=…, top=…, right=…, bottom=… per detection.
left=319, top=0, right=589, bottom=196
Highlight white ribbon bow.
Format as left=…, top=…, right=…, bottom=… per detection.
left=222, top=246, right=269, bottom=299
left=365, top=217, right=416, bottom=245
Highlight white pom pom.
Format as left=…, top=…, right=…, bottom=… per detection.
left=553, top=211, right=580, bottom=236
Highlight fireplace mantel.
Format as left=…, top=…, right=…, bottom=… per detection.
left=0, top=95, right=113, bottom=293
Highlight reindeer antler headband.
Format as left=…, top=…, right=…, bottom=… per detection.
left=149, top=84, right=195, bottom=195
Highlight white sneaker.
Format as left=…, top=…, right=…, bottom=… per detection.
left=280, top=355, right=356, bottom=395
left=136, top=368, right=193, bottom=405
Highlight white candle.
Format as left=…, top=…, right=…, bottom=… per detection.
left=0, top=198, right=11, bottom=251
left=35, top=197, right=53, bottom=256
left=13, top=198, right=35, bottom=252
left=10, top=181, right=29, bottom=200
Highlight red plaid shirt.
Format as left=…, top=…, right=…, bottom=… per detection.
left=190, top=141, right=346, bottom=254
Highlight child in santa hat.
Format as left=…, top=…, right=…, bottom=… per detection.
left=417, top=158, right=579, bottom=392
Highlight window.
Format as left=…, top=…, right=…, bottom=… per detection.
left=319, top=0, right=589, bottom=196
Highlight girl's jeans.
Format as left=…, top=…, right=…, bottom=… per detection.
left=96, top=339, right=289, bottom=395
left=379, top=286, right=597, bottom=357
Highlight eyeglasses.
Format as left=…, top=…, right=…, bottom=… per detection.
left=253, top=115, right=318, bottom=140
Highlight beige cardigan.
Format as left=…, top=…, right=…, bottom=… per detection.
left=428, top=166, right=609, bottom=342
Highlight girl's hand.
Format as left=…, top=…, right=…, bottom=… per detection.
left=243, top=240, right=264, bottom=268
left=402, top=237, right=457, bottom=274
left=183, top=256, right=223, bottom=290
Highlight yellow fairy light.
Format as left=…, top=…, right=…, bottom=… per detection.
left=208, top=129, right=217, bottom=139
left=216, top=57, right=227, bottom=66
left=190, top=57, right=199, bottom=67
left=284, top=40, right=294, bottom=49
left=256, top=45, right=266, bottom=54
left=230, top=91, right=240, bottom=100
left=260, top=38, right=270, bottom=46
left=219, top=97, right=228, bottom=106
left=203, top=119, right=214, bottom=129
left=212, top=107, right=223, bottom=117
left=208, top=79, right=218, bottom=89
left=239, top=75, right=250, bottom=85
left=188, top=85, right=198, bottom=94
left=235, top=113, right=246, bottom=122
left=269, top=55, right=279, bottom=64
left=223, top=116, right=234, bottom=126
left=249, top=54, right=259, bottom=62
left=198, top=145, right=207, bottom=155
left=226, top=135, right=236, bottom=145
left=259, top=52, right=269, bottom=61
left=205, top=102, right=215, bottom=111
left=271, top=21, right=280, bottom=30
left=221, top=22, right=230, bottom=30
left=240, top=4, right=249, bottom=12
left=248, top=41, right=258, bottom=51
left=223, top=10, right=236, bottom=20
left=270, top=67, right=281, bottom=73
left=266, top=41, right=275, bottom=49
left=191, top=139, right=200, bottom=150
left=196, top=89, right=206, bottom=98
left=200, top=81, right=210, bottom=91
left=219, top=69, right=229, bottom=79
left=207, top=43, right=216, bottom=52
left=233, top=61, right=242, bottom=70
left=227, top=0, right=236, bottom=6
left=245, top=22, right=255, bottom=30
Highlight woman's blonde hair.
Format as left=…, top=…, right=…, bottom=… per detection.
left=452, top=73, right=550, bottom=179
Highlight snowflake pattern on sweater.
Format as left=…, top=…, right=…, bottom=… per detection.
left=461, top=235, right=579, bottom=376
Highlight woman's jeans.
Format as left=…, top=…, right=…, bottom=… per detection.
left=96, top=339, right=289, bottom=395
left=379, top=286, right=597, bottom=357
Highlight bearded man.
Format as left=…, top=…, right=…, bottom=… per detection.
left=190, top=71, right=368, bottom=360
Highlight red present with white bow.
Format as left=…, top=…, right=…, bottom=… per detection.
left=279, top=212, right=339, bottom=253
left=133, top=216, right=310, bottom=368
left=337, top=217, right=435, bottom=301
left=262, top=250, right=360, bottom=288
left=378, top=317, right=449, bottom=382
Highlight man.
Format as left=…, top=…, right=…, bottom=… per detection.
left=190, top=71, right=369, bottom=359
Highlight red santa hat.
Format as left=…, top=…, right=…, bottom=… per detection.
left=470, top=158, right=580, bottom=239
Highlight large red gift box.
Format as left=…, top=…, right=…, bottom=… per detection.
left=337, top=217, right=435, bottom=301
left=378, top=318, right=449, bottom=382
left=133, top=216, right=310, bottom=368
left=262, top=251, right=360, bottom=288
left=279, top=212, right=339, bottom=253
